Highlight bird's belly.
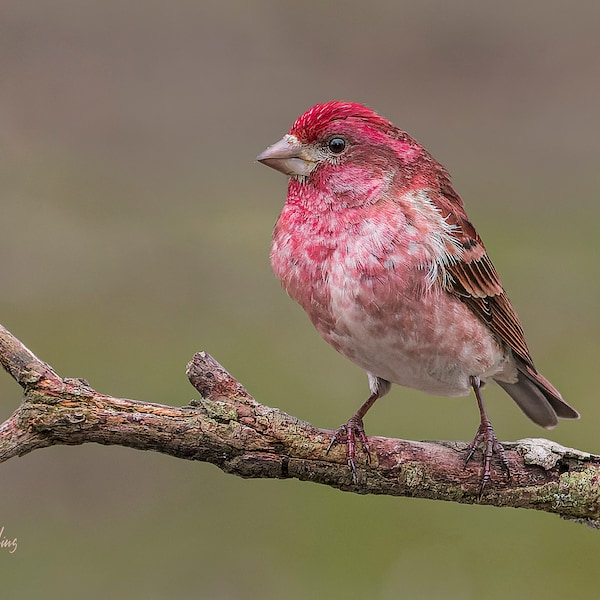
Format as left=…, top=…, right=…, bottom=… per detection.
left=315, top=284, right=509, bottom=397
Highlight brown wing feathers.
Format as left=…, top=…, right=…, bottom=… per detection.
left=430, top=181, right=533, bottom=364
left=432, top=186, right=579, bottom=424
left=448, top=256, right=534, bottom=368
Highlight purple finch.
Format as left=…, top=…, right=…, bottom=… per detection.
left=257, top=101, right=578, bottom=493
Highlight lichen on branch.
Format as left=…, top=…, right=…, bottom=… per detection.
left=0, top=323, right=599, bottom=525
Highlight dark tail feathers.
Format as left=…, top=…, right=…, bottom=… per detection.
left=495, top=361, right=579, bottom=429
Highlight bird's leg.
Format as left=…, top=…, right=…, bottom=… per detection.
left=465, top=376, right=510, bottom=497
left=327, top=377, right=391, bottom=483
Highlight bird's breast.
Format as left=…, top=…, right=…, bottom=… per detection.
left=271, top=203, right=417, bottom=321
left=271, top=202, right=510, bottom=395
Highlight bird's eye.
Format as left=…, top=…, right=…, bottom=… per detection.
left=327, top=137, right=347, bottom=154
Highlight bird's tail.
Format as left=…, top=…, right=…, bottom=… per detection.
left=496, top=361, right=579, bottom=429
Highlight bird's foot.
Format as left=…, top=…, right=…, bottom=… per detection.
left=464, top=420, right=510, bottom=499
left=326, top=415, right=371, bottom=483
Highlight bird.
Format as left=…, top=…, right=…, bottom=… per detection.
left=256, top=101, right=579, bottom=493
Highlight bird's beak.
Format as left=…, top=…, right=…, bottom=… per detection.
left=257, top=134, right=318, bottom=177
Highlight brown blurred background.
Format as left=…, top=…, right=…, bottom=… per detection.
left=1, top=1, right=599, bottom=598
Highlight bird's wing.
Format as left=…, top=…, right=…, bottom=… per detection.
left=430, top=183, right=535, bottom=368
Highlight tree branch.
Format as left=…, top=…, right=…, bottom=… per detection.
left=1, top=323, right=598, bottom=525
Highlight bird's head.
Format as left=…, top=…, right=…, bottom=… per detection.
left=257, top=101, right=423, bottom=184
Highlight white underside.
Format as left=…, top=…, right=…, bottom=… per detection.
left=323, top=289, right=517, bottom=398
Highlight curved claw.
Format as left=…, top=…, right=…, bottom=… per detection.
left=326, top=416, right=371, bottom=483
left=464, top=421, right=510, bottom=499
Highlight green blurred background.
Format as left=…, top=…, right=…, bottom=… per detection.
left=1, top=1, right=599, bottom=598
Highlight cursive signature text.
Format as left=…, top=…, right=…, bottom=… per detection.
left=0, top=527, right=18, bottom=554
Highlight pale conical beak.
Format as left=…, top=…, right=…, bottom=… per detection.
left=256, top=134, right=318, bottom=177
